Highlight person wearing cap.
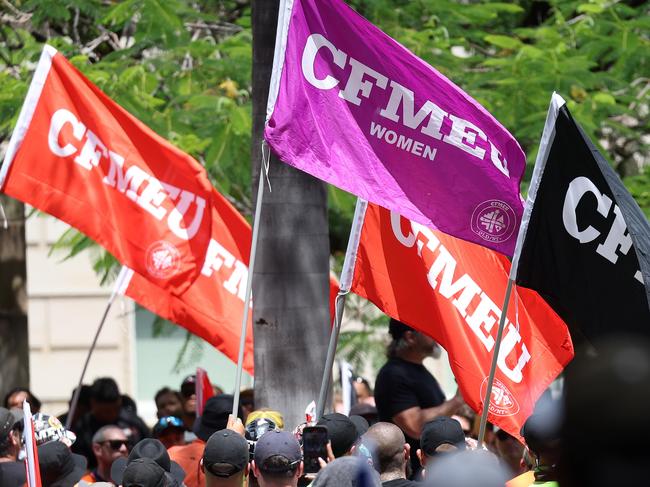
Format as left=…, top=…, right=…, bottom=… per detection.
left=155, top=388, right=184, bottom=420
left=201, top=429, right=250, bottom=487
left=121, top=457, right=171, bottom=487
left=180, top=375, right=198, bottom=432
left=72, top=377, right=149, bottom=469
left=0, top=407, right=26, bottom=487
left=80, top=425, right=129, bottom=483
left=316, top=413, right=359, bottom=458
left=38, top=440, right=87, bottom=486
left=111, top=438, right=186, bottom=486
left=361, top=422, right=416, bottom=487
left=153, top=416, right=187, bottom=449
left=33, top=412, right=77, bottom=448
left=520, top=413, right=559, bottom=487
left=169, top=394, right=243, bottom=487
left=252, top=430, right=303, bottom=487
left=417, top=416, right=466, bottom=474
left=374, top=319, right=465, bottom=477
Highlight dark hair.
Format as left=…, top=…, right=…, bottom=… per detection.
left=154, top=387, right=182, bottom=407
left=68, top=385, right=92, bottom=408
left=121, top=394, right=137, bottom=413
left=259, top=455, right=299, bottom=479
left=0, top=434, right=13, bottom=457
left=239, top=389, right=254, bottom=408
left=3, top=387, right=42, bottom=412
left=90, top=378, right=121, bottom=403
left=0, top=422, right=22, bottom=456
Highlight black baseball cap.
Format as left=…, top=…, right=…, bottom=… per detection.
left=0, top=408, right=22, bottom=438
left=203, top=429, right=249, bottom=478
left=122, top=458, right=167, bottom=487
left=193, top=394, right=243, bottom=442
left=420, top=417, right=466, bottom=456
left=180, top=375, right=196, bottom=397
left=38, top=440, right=87, bottom=487
left=254, top=430, right=302, bottom=473
left=349, top=415, right=370, bottom=436
left=388, top=318, right=414, bottom=340
left=111, top=438, right=186, bottom=485
left=317, top=413, right=359, bottom=458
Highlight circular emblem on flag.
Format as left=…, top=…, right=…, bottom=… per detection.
left=471, top=200, right=516, bottom=243
left=145, top=240, right=181, bottom=279
left=480, top=377, right=520, bottom=417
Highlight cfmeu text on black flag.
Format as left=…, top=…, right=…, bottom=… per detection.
left=510, top=93, right=650, bottom=347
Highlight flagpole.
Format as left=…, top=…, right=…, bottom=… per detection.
left=476, top=93, right=567, bottom=446
left=476, top=278, right=514, bottom=445
left=316, top=198, right=368, bottom=420
left=232, top=164, right=265, bottom=417
left=65, top=266, right=130, bottom=430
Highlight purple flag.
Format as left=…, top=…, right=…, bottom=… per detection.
left=264, top=0, right=526, bottom=256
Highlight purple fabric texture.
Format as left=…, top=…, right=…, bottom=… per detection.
left=265, top=0, right=527, bottom=256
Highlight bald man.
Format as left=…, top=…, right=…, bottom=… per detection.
left=361, top=422, right=417, bottom=487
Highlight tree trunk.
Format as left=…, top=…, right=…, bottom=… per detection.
left=251, top=0, right=331, bottom=430
left=0, top=195, right=29, bottom=393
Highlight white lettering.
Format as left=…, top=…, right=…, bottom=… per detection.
left=443, top=114, right=487, bottom=159
left=48, top=109, right=85, bottom=157
left=379, top=80, right=447, bottom=139
left=497, top=324, right=531, bottom=383
left=223, top=260, right=248, bottom=300
left=74, top=130, right=107, bottom=170
left=396, top=135, right=413, bottom=152
left=167, top=191, right=206, bottom=240
left=390, top=211, right=416, bottom=248
left=427, top=246, right=482, bottom=318
left=302, top=34, right=347, bottom=90
left=201, top=239, right=235, bottom=277
left=465, top=292, right=499, bottom=352
left=489, top=141, right=510, bottom=177
left=339, top=58, right=388, bottom=106
left=384, top=130, right=398, bottom=144
left=136, top=178, right=167, bottom=220
left=369, top=121, right=386, bottom=138
left=562, top=176, right=612, bottom=243
left=596, top=205, right=633, bottom=264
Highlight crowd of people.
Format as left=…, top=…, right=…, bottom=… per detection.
left=0, top=319, right=647, bottom=487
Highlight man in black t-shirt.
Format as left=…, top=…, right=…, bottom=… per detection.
left=374, top=319, right=464, bottom=478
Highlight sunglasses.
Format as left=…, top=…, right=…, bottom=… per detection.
left=102, top=439, right=129, bottom=450
left=157, top=416, right=184, bottom=428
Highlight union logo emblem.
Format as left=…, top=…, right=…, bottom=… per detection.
left=471, top=200, right=516, bottom=243
left=480, top=377, right=520, bottom=417
left=145, top=240, right=181, bottom=279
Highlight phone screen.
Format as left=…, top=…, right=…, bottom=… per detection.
left=302, top=426, right=329, bottom=474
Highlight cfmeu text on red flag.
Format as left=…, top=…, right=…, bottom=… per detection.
left=0, top=45, right=213, bottom=294
left=351, top=203, right=574, bottom=438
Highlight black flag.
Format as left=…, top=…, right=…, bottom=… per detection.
left=511, top=94, right=650, bottom=347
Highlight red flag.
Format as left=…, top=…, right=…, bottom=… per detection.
left=350, top=203, right=574, bottom=438
left=196, top=367, right=215, bottom=416
left=119, top=188, right=255, bottom=374
left=118, top=186, right=341, bottom=374
left=0, top=45, right=213, bottom=294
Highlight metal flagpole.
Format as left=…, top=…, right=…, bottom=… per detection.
left=232, top=163, right=266, bottom=417
left=66, top=266, right=130, bottom=429
left=316, top=198, right=368, bottom=420
left=476, top=93, right=566, bottom=446
left=476, top=278, right=514, bottom=445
